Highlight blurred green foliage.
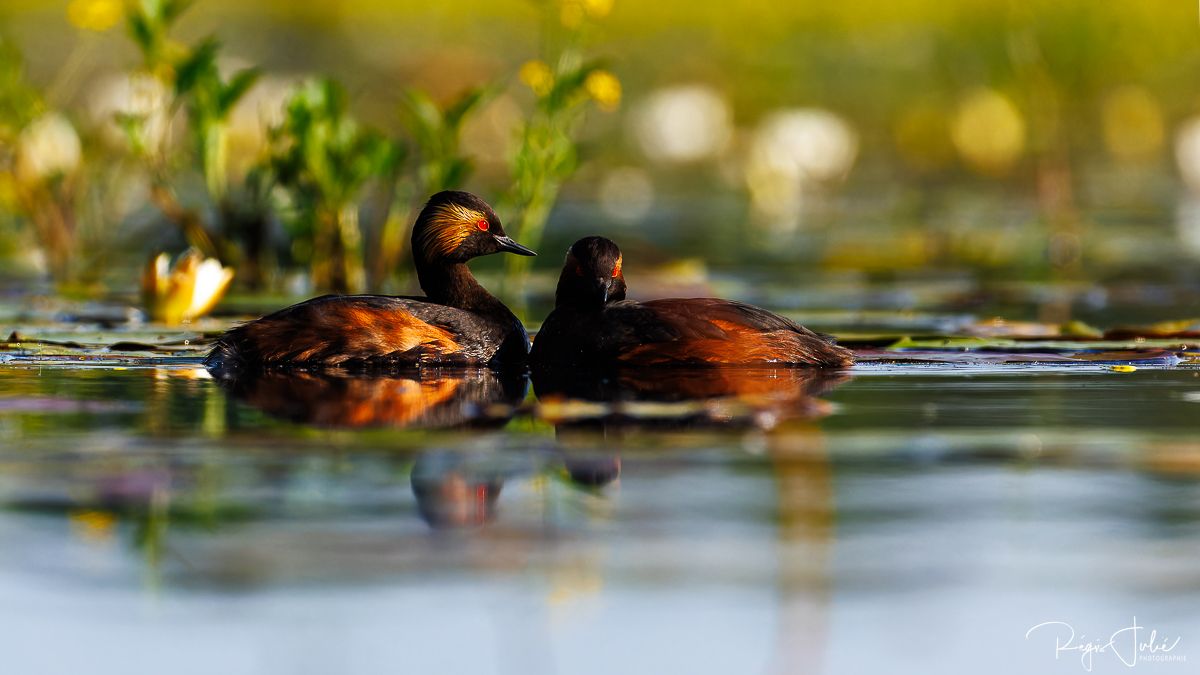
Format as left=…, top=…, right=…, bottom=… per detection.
left=505, top=57, right=615, bottom=281
left=121, top=0, right=266, bottom=275
left=372, top=86, right=495, bottom=285
left=2, top=0, right=1200, bottom=299
left=0, top=37, right=40, bottom=133
left=0, top=0, right=618, bottom=299
left=125, top=0, right=190, bottom=66
left=494, top=0, right=619, bottom=283
left=171, top=38, right=260, bottom=201
left=399, top=86, right=493, bottom=195
left=0, top=37, right=42, bottom=266
left=266, top=79, right=402, bottom=293
left=0, top=36, right=84, bottom=285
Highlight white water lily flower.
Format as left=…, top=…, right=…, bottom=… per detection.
left=15, top=113, right=82, bottom=185
left=142, top=249, right=234, bottom=324
left=87, top=73, right=173, bottom=149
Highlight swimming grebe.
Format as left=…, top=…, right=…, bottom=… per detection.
left=529, top=236, right=854, bottom=368
left=205, top=191, right=535, bottom=373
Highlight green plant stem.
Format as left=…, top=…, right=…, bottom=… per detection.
left=337, top=203, right=364, bottom=292
left=312, top=203, right=364, bottom=293
left=371, top=198, right=411, bottom=289
left=201, top=121, right=228, bottom=204
left=505, top=182, right=556, bottom=281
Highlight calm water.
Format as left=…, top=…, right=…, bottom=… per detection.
left=1, top=348, right=1198, bottom=675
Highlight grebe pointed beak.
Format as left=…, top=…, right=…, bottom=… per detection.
left=494, top=236, right=537, bottom=256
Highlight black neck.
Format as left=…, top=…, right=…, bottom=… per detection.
left=416, top=257, right=512, bottom=319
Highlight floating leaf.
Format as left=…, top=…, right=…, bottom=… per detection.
left=887, top=336, right=1004, bottom=350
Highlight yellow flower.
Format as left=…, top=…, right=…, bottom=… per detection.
left=67, top=0, right=123, bottom=32
left=142, top=249, right=235, bottom=324
left=951, top=88, right=1025, bottom=176
left=584, top=70, right=621, bottom=111
left=582, top=0, right=614, bottom=19
left=519, top=60, right=554, bottom=97
left=560, top=0, right=611, bottom=26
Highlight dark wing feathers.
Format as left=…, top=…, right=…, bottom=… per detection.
left=205, top=295, right=492, bottom=373
left=598, top=298, right=853, bottom=367
left=638, top=298, right=824, bottom=337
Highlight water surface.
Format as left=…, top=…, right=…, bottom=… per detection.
left=1, top=344, right=1198, bottom=674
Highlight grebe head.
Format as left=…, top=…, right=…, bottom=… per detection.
left=555, top=236, right=627, bottom=309
left=412, top=191, right=536, bottom=265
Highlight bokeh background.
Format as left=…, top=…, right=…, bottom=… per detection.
left=3, top=0, right=1200, bottom=323
left=4, top=7, right=1200, bottom=675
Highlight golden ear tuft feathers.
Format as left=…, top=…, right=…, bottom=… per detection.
left=417, top=203, right=487, bottom=259
left=611, top=254, right=622, bottom=277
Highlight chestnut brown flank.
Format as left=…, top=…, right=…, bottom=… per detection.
left=239, top=303, right=461, bottom=365
left=618, top=319, right=833, bottom=365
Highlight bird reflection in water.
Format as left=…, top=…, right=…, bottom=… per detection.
left=216, top=368, right=528, bottom=530
left=218, top=368, right=528, bottom=429
left=561, top=453, right=622, bottom=488
left=533, top=366, right=849, bottom=429
left=534, top=366, right=851, bottom=488
left=410, top=451, right=506, bottom=529
left=215, top=366, right=848, bottom=528
left=537, top=365, right=849, bottom=669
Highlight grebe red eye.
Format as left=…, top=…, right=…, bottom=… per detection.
left=476, top=219, right=489, bottom=231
